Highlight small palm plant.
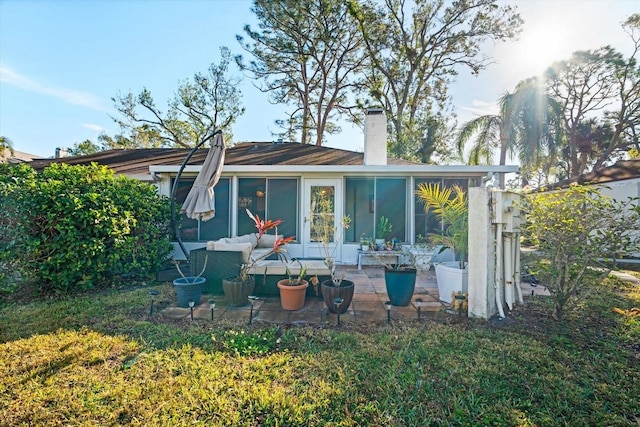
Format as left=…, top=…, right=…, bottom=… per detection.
left=415, top=183, right=468, bottom=269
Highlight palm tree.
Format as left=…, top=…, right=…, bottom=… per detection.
left=455, top=91, right=515, bottom=168
left=0, top=136, right=14, bottom=162
left=455, top=79, right=563, bottom=186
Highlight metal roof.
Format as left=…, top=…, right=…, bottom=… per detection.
left=28, top=142, right=420, bottom=177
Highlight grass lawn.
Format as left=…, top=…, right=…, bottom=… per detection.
left=0, top=275, right=638, bottom=426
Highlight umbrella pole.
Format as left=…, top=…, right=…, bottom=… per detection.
left=171, top=130, right=221, bottom=259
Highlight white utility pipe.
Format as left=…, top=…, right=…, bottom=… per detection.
left=514, top=233, right=524, bottom=304
left=495, top=223, right=505, bottom=319
left=504, top=233, right=514, bottom=310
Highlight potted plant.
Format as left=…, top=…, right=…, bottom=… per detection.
left=311, top=190, right=354, bottom=314
left=415, top=183, right=468, bottom=304
left=276, top=257, right=309, bottom=311
left=374, top=249, right=418, bottom=306
left=222, top=209, right=294, bottom=307
left=173, top=255, right=208, bottom=308
left=375, top=216, right=392, bottom=250
left=359, top=235, right=372, bottom=251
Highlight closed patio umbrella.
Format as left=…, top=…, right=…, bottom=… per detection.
left=180, top=131, right=226, bottom=221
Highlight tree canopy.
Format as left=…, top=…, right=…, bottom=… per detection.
left=350, top=0, right=522, bottom=163
left=456, top=13, right=639, bottom=184
left=110, top=47, right=244, bottom=149
left=236, top=0, right=365, bottom=146
left=541, top=14, right=639, bottom=179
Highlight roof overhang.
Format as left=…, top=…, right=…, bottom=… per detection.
left=150, top=164, right=519, bottom=176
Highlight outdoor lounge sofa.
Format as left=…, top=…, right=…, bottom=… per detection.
left=190, top=233, right=331, bottom=296
left=190, top=233, right=280, bottom=294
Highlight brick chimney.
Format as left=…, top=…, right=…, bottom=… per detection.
left=363, top=108, right=387, bottom=165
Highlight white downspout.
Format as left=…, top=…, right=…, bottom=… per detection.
left=514, top=233, right=524, bottom=304
left=495, top=223, right=505, bottom=319
left=504, top=233, right=514, bottom=310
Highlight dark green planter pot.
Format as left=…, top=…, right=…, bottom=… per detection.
left=222, top=277, right=255, bottom=307
left=173, top=277, right=205, bottom=308
left=321, top=279, right=355, bottom=314
left=384, top=267, right=417, bottom=306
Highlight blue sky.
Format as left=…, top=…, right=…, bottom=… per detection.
left=0, top=0, right=637, bottom=158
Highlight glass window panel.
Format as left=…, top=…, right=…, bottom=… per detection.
left=444, top=178, right=469, bottom=191
left=414, top=178, right=443, bottom=242
left=237, top=178, right=266, bottom=235
left=267, top=179, right=298, bottom=239
left=310, top=185, right=335, bottom=243
left=375, top=178, right=406, bottom=242
left=345, top=178, right=374, bottom=243
left=172, top=178, right=198, bottom=241
left=200, top=178, right=230, bottom=240
left=172, top=177, right=231, bottom=241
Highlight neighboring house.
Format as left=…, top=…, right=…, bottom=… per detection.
left=1, top=149, right=40, bottom=164
left=544, top=159, right=640, bottom=260
left=29, top=110, right=518, bottom=263
left=544, top=159, right=640, bottom=203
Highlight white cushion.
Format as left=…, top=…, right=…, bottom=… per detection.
left=257, top=234, right=282, bottom=248
left=213, top=242, right=253, bottom=263
left=247, top=260, right=330, bottom=276
left=224, top=234, right=258, bottom=247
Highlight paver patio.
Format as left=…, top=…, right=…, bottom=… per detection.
left=161, top=265, right=549, bottom=324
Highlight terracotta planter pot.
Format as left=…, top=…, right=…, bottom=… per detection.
left=222, top=276, right=255, bottom=307
left=173, top=277, right=206, bottom=308
left=277, top=279, right=309, bottom=311
left=321, top=279, right=355, bottom=314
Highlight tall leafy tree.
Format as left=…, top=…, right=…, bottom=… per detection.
left=543, top=15, right=639, bottom=178
left=595, top=14, right=640, bottom=169
left=545, top=48, right=620, bottom=177
left=236, top=0, right=366, bottom=145
left=349, top=0, right=522, bottom=163
left=112, top=47, right=244, bottom=148
left=68, top=139, right=100, bottom=156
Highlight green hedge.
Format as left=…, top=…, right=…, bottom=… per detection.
left=0, top=163, right=173, bottom=293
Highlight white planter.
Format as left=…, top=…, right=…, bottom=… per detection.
left=435, top=261, right=468, bottom=303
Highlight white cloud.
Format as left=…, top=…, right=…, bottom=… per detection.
left=0, top=66, right=109, bottom=112
left=81, top=123, right=106, bottom=132
left=457, top=100, right=498, bottom=122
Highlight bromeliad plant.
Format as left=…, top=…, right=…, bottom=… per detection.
left=415, top=183, right=469, bottom=269
left=234, top=209, right=295, bottom=282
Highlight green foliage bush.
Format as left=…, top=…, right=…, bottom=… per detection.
left=522, top=184, right=640, bottom=320
left=0, top=162, right=173, bottom=293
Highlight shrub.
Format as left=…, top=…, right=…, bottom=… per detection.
left=522, top=184, right=640, bottom=320
left=0, top=163, right=173, bottom=294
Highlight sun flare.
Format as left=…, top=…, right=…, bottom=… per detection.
left=515, top=26, right=570, bottom=75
